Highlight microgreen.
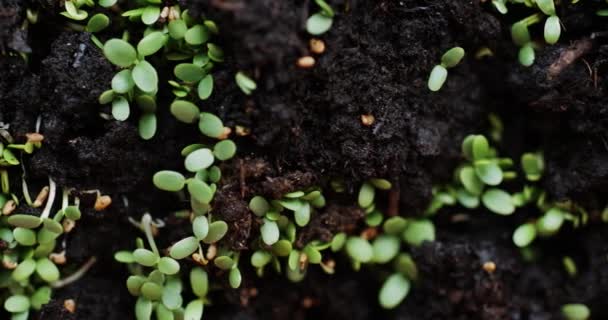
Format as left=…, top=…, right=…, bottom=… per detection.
left=378, top=273, right=410, bottom=309
left=428, top=47, right=465, bottom=92
left=306, top=0, right=335, bottom=35
left=235, top=72, right=257, bottom=95
left=561, top=304, right=590, bottom=320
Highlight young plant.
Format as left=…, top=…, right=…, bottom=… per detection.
left=306, top=0, right=335, bottom=35
left=427, top=47, right=465, bottom=91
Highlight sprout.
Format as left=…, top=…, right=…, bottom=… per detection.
left=170, top=100, right=200, bottom=123
left=306, top=0, right=334, bottom=35
left=261, top=219, right=280, bottom=245
left=141, top=6, right=160, bottom=25
left=249, top=196, right=270, bottom=217
left=481, top=188, right=515, bottom=215
left=235, top=72, right=257, bottom=95
left=169, top=237, right=199, bottom=260
left=544, top=16, right=561, bottom=44
left=512, top=223, right=536, bottom=247
left=198, top=113, right=224, bottom=138
left=428, top=47, right=465, bottom=92
left=202, top=221, right=228, bottom=244
left=345, top=237, right=374, bottom=263
left=521, top=152, right=544, bottom=181
left=561, top=304, right=590, bottom=320
left=378, top=273, right=410, bottom=309
left=169, top=20, right=188, bottom=39
left=372, top=235, right=400, bottom=264
left=184, top=148, right=215, bottom=172
left=198, top=75, right=214, bottom=100
left=185, top=25, right=210, bottom=45
left=402, top=220, right=435, bottom=247
left=103, top=39, right=137, bottom=68
left=86, top=13, right=110, bottom=33
left=358, top=182, right=375, bottom=208
left=153, top=171, right=186, bottom=192
left=213, top=140, right=237, bottom=160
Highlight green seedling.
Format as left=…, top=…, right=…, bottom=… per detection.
left=428, top=47, right=465, bottom=91
left=306, top=0, right=335, bottom=35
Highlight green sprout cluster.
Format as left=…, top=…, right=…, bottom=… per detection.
left=59, top=0, right=224, bottom=140
left=491, top=0, right=562, bottom=66
left=427, top=47, right=465, bottom=92
left=426, top=134, right=590, bottom=249
left=306, top=0, right=335, bottom=35
left=0, top=130, right=89, bottom=319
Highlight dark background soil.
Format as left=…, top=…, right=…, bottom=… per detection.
left=1, top=0, right=608, bottom=319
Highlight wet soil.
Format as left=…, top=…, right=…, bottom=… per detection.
left=1, top=0, right=608, bottom=319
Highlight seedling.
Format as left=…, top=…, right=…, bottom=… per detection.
left=306, top=0, right=335, bottom=35
left=427, top=47, right=465, bottom=91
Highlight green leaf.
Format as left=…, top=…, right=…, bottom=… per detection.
left=369, top=178, right=392, bottom=190
left=345, top=237, right=373, bottom=263
left=521, top=152, right=544, bottom=181
left=536, top=208, right=565, bottom=236
left=127, top=275, right=146, bottom=295
left=472, top=135, right=489, bottom=160
left=229, top=268, right=242, bottom=288
left=112, top=96, right=130, bottom=121
left=138, top=31, right=165, bottom=57
left=358, top=182, right=375, bottom=208
left=459, top=166, right=484, bottom=195
left=185, top=148, right=214, bottom=172
left=139, top=113, right=157, bottom=140
left=86, top=13, right=110, bottom=32
left=198, top=112, right=224, bottom=138
left=133, top=60, right=158, bottom=93
left=474, top=160, right=503, bottom=186
left=114, top=251, right=135, bottom=263
left=64, top=206, right=81, bottom=220
left=169, top=237, right=199, bottom=260
left=184, top=300, right=204, bottom=320
left=251, top=250, right=272, bottom=267
left=174, top=63, right=205, bottom=83
left=135, top=297, right=153, bottom=320
left=402, top=220, right=435, bottom=247
left=306, top=13, right=333, bottom=35
left=440, top=47, right=465, bottom=68
left=378, top=274, right=410, bottom=309
left=511, top=22, right=531, bottom=46
left=141, top=6, right=160, bottom=25
left=30, top=286, right=51, bottom=310
left=158, top=257, right=180, bottom=275
left=249, top=196, right=270, bottom=216
left=156, top=303, right=174, bottom=320
left=519, top=44, right=535, bottom=67
left=207, top=43, right=224, bottom=62
left=372, top=235, right=400, bottom=263
left=185, top=25, right=209, bottom=45
left=168, top=20, right=188, bottom=39
left=383, top=217, right=408, bottom=235
left=235, top=72, right=257, bottom=95
left=456, top=188, right=479, bottom=208
left=170, top=100, right=200, bottom=123
left=36, top=258, right=60, bottom=282
left=190, top=268, right=208, bottom=297
left=261, top=219, right=280, bottom=245
left=512, top=223, right=536, bottom=248
left=111, top=69, right=134, bottom=94
left=214, top=256, right=235, bottom=270
left=271, top=240, right=292, bottom=256
left=315, top=0, right=334, bottom=17
left=103, top=39, right=137, bottom=67
left=12, top=259, right=36, bottom=281
left=294, top=202, right=311, bottom=227
left=13, top=227, right=36, bottom=246
left=202, top=221, right=228, bottom=244
left=98, top=0, right=117, bottom=7
left=4, top=295, right=30, bottom=313
left=330, top=233, right=346, bottom=252
left=197, top=75, right=214, bottom=100
left=481, top=188, right=515, bottom=215
left=427, top=65, right=447, bottom=91
left=153, top=171, right=186, bottom=191
left=99, top=90, right=115, bottom=104
left=8, top=214, right=41, bottom=228
left=192, top=216, right=209, bottom=240
left=536, top=0, right=556, bottom=15
left=188, top=179, right=213, bottom=204
left=544, top=16, right=561, bottom=44
left=561, top=304, right=590, bottom=320
left=133, top=248, right=159, bottom=267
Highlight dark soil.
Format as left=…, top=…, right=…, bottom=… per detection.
left=1, top=0, right=608, bottom=319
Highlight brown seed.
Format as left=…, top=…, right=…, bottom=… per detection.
left=63, top=219, right=76, bottom=233
left=32, top=186, right=49, bottom=208
left=360, top=227, right=378, bottom=240
left=302, top=297, right=315, bottom=308
left=309, top=38, right=326, bottom=54
left=299, top=252, right=309, bottom=269
left=217, top=127, right=232, bottom=140
left=192, top=253, right=208, bottom=265
left=360, top=114, right=375, bottom=126
left=160, top=6, right=169, bottom=19
left=2, top=260, right=17, bottom=269
left=94, top=195, right=112, bottom=211
left=235, top=125, right=250, bottom=136
left=483, top=261, right=496, bottom=273
left=26, top=133, right=44, bottom=143
left=64, top=299, right=76, bottom=313
left=50, top=251, right=67, bottom=265
left=206, top=244, right=217, bottom=260
left=2, top=200, right=16, bottom=215
left=248, top=287, right=258, bottom=297
left=297, top=56, right=316, bottom=69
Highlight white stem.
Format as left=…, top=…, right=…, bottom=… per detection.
left=141, top=213, right=159, bottom=256
left=51, top=256, right=97, bottom=288
left=40, top=177, right=56, bottom=220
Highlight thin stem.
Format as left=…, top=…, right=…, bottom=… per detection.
left=520, top=13, right=542, bottom=26
left=40, top=177, right=56, bottom=220
left=51, top=256, right=97, bottom=288
left=141, top=213, right=160, bottom=256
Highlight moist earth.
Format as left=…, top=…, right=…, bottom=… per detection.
left=0, top=0, right=607, bottom=319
